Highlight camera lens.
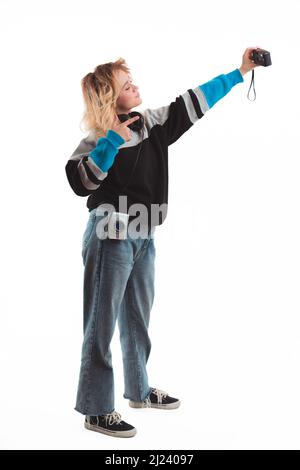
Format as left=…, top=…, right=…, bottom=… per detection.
left=115, top=221, right=125, bottom=232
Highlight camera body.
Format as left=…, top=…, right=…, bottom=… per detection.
left=107, top=211, right=129, bottom=239
left=251, top=48, right=272, bottom=66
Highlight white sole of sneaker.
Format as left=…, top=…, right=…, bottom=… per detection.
left=84, top=421, right=137, bottom=438
left=129, top=400, right=181, bottom=410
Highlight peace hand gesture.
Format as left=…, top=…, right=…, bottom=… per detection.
left=111, top=114, right=140, bottom=142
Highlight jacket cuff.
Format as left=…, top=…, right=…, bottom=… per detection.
left=228, top=68, right=244, bottom=85
left=105, top=129, right=126, bottom=148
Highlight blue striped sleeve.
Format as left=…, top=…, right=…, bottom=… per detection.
left=199, top=68, right=244, bottom=109
left=90, top=130, right=125, bottom=172
left=142, top=68, right=244, bottom=147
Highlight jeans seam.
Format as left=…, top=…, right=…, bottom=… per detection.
left=82, top=213, right=97, bottom=262
left=127, top=281, right=145, bottom=401
left=132, top=236, right=151, bottom=263
left=83, top=237, right=103, bottom=413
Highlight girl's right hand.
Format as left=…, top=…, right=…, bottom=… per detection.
left=110, top=114, right=140, bottom=142
left=239, top=47, right=262, bottom=74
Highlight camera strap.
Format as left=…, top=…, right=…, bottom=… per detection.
left=247, top=70, right=256, bottom=101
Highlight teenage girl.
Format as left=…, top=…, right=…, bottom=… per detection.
left=65, top=48, right=261, bottom=438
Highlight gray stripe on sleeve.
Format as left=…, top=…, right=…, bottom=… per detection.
left=181, top=87, right=209, bottom=124
left=181, top=90, right=199, bottom=124
left=85, top=156, right=108, bottom=181
left=77, top=157, right=101, bottom=190
left=193, top=86, right=210, bottom=113
left=143, top=105, right=170, bottom=128
left=144, top=86, right=209, bottom=130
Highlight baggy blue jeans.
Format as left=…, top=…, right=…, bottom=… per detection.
left=74, top=207, right=156, bottom=416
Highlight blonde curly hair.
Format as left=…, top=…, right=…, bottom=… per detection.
left=80, top=57, right=131, bottom=140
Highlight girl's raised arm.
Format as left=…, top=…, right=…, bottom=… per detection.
left=143, top=68, right=244, bottom=146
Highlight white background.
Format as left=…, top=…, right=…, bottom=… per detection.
left=0, top=0, right=299, bottom=450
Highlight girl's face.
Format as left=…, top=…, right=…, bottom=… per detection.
left=115, top=70, right=142, bottom=114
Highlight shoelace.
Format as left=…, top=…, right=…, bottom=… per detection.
left=142, top=388, right=169, bottom=406
left=103, top=411, right=122, bottom=426
left=152, top=388, right=168, bottom=404
left=143, top=397, right=152, bottom=408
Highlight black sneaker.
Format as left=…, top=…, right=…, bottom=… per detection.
left=129, top=387, right=181, bottom=410
left=84, top=410, right=137, bottom=438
